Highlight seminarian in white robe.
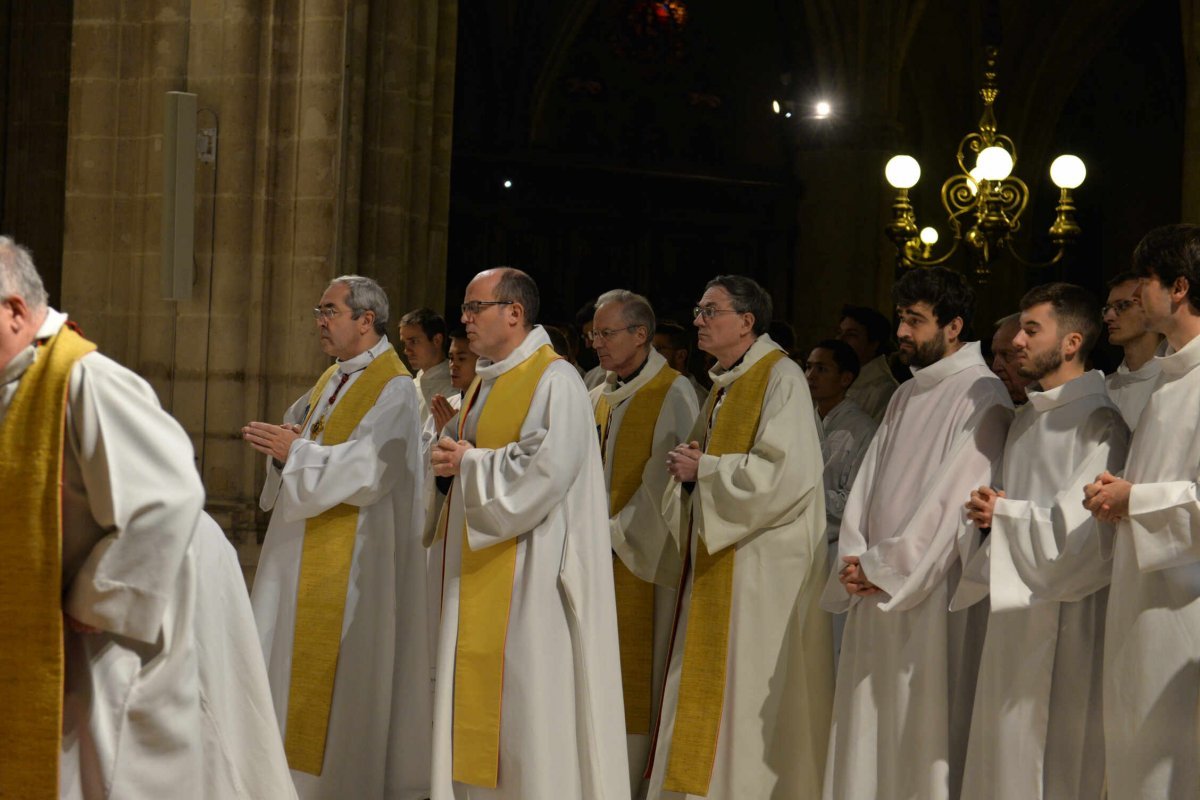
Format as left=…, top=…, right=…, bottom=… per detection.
left=0, top=309, right=295, bottom=800
left=1104, top=332, right=1200, bottom=797
left=646, top=334, right=833, bottom=800
left=430, top=325, right=629, bottom=800
left=1104, top=354, right=1161, bottom=430
left=822, top=341, right=1012, bottom=800
left=590, top=347, right=698, bottom=797
left=846, top=353, right=899, bottom=423
left=952, top=370, right=1129, bottom=800
left=252, top=334, right=432, bottom=799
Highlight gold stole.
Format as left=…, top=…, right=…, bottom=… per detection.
left=0, top=326, right=95, bottom=799
left=664, top=348, right=784, bottom=795
left=284, top=347, right=409, bottom=775
left=594, top=362, right=678, bottom=734
left=453, top=344, right=560, bottom=788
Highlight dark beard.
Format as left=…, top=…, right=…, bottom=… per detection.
left=1016, top=346, right=1063, bottom=381
left=907, top=329, right=948, bottom=369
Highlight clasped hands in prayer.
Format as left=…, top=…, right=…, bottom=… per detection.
left=432, top=436, right=473, bottom=477
left=1082, top=470, right=1131, bottom=522
left=242, top=421, right=304, bottom=463
left=665, top=441, right=702, bottom=483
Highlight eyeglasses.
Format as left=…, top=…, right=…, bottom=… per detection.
left=312, top=306, right=342, bottom=320
left=586, top=325, right=641, bottom=343
left=1101, top=299, right=1139, bottom=316
left=693, top=305, right=741, bottom=320
left=461, top=300, right=513, bottom=317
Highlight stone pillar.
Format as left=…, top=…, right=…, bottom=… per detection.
left=61, top=0, right=458, bottom=581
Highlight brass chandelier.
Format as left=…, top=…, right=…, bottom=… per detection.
left=884, top=47, right=1086, bottom=284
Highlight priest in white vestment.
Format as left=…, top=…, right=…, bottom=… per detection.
left=1102, top=270, right=1165, bottom=430
left=1083, top=225, right=1200, bottom=798
left=0, top=239, right=294, bottom=800
left=588, top=290, right=698, bottom=798
left=822, top=267, right=1013, bottom=800
left=648, top=275, right=832, bottom=800
left=430, top=268, right=629, bottom=800
left=838, top=305, right=900, bottom=422
left=246, top=276, right=431, bottom=799
left=954, top=283, right=1129, bottom=800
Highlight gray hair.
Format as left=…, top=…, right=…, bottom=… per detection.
left=0, top=237, right=48, bottom=310
left=330, top=274, right=388, bottom=335
left=705, top=274, right=772, bottom=335
left=595, top=289, right=655, bottom=349
left=494, top=267, right=539, bottom=328
left=993, top=312, right=1020, bottom=330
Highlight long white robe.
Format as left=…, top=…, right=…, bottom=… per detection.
left=1105, top=356, right=1161, bottom=431
left=430, top=326, right=629, bottom=800
left=846, top=354, right=899, bottom=423
left=645, top=334, right=833, bottom=800
left=590, top=349, right=699, bottom=798
left=821, top=341, right=1013, bottom=800
left=1105, top=332, right=1200, bottom=798
left=0, top=310, right=294, bottom=800
left=252, top=335, right=432, bottom=799
left=952, top=370, right=1128, bottom=800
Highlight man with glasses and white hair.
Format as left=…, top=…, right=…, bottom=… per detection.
left=647, top=274, right=833, bottom=800
left=429, top=267, right=629, bottom=800
left=588, top=288, right=698, bottom=797
left=1102, top=270, right=1165, bottom=429
left=0, top=237, right=294, bottom=799
left=244, top=275, right=431, bottom=799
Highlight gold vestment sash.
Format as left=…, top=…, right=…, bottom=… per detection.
left=594, top=362, right=678, bottom=734
left=452, top=344, right=560, bottom=788
left=284, top=347, right=408, bottom=775
left=664, top=348, right=784, bottom=795
left=0, top=325, right=95, bottom=799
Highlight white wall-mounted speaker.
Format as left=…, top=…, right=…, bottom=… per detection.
left=162, top=91, right=197, bottom=300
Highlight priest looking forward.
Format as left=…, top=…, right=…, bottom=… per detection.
left=1083, top=224, right=1200, bottom=798
left=588, top=289, right=699, bottom=797
left=0, top=237, right=294, bottom=800
left=822, top=266, right=1013, bottom=800
left=244, top=275, right=431, bottom=799
left=649, top=274, right=833, bottom=799
left=955, top=282, right=1128, bottom=800
left=430, top=267, right=629, bottom=800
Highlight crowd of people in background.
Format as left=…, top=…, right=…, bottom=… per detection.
left=5, top=223, right=1200, bottom=799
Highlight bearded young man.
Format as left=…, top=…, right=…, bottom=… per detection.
left=1102, top=270, right=1165, bottom=429
left=821, top=266, right=1013, bottom=800
left=954, top=283, right=1128, bottom=800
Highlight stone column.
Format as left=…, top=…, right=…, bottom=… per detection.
left=61, top=0, right=458, bottom=581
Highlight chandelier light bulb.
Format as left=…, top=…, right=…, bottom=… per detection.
left=772, top=100, right=781, bottom=115
left=975, top=146, right=1014, bottom=181
left=1050, top=155, right=1086, bottom=189
left=967, top=166, right=984, bottom=196
left=814, top=100, right=831, bottom=118
left=885, top=155, right=921, bottom=189
left=919, top=226, right=939, bottom=245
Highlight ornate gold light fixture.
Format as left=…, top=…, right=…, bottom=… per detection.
left=884, top=47, right=1087, bottom=284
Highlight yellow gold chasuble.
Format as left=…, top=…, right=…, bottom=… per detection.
left=594, top=362, right=678, bottom=734
left=0, top=325, right=95, bottom=799
left=284, top=347, right=408, bottom=775
left=453, top=344, right=560, bottom=788
left=664, top=348, right=784, bottom=795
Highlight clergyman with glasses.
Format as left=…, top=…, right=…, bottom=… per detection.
left=429, top=267, right=629, bottom=799
left=243, top=274, right=433, bottom=798
left=1102, top=270, right=1165, bottom=429
left=587, top=289, right=699, bottom=797
left=648, top=274, right=833, bottom=799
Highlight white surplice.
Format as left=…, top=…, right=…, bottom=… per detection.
left=416, top=358, right=455, bottom=423
left=252, top=335, right=432, bottom=799
left=1105, top=356, right=1161, bottom=431
left=430, top=326, right=629, bottom=800
left=0, top=310, right=295, bottom=800
left=590, top=349, right=699, bottom=798
left=846, top=354, right=899, bottom=423
left=645, top=334, right=834, bottom=800
left=1105, top=332, right=1200, bottom=798
left=952, top=370, right=1128, bottom=800
left=821, top=341, right=1013, bottom=800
